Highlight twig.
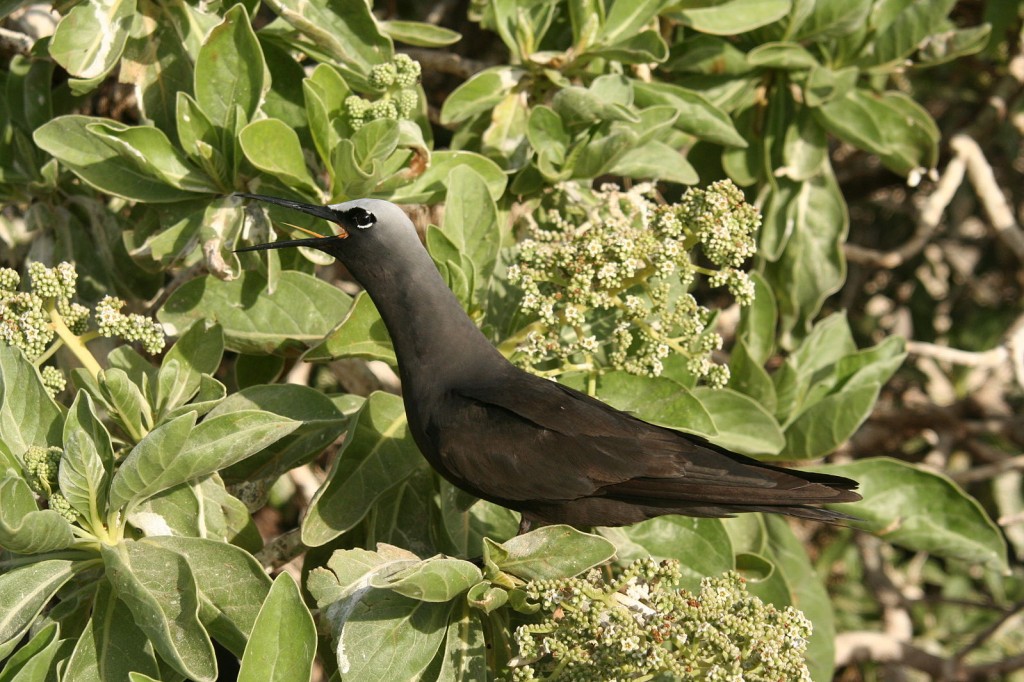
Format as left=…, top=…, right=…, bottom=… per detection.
left=905, top=340, right=1009, bottom=368
left=950, top=133, right=1024, bottom=262
left=0, top=26, right=32, bottom=56
left=953, top=599, right=1024, bottom=663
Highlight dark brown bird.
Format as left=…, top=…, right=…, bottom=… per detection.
left=235, top=194, right=861, bottom=532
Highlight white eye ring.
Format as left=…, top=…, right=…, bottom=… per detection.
left=344, top=207, right=377, bottom=229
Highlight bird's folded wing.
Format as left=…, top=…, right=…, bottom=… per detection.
left=448, top=371, right=859, bottom=508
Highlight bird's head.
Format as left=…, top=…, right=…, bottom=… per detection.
left=234, top=193, right=414, bottom=259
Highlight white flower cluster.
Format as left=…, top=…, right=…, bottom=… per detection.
left=508, top=561, right=812, bottom=682
left=508, top=181, right=759, bottom=385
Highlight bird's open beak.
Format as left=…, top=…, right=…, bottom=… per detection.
left=235, top=193, right=348, bottom=253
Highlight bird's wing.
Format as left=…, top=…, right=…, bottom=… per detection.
left=441, top=369, right=858, bottom=508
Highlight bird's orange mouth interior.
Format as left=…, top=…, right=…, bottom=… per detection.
left=281, top=221, right=348, bottom=239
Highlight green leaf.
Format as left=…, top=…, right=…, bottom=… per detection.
left=85, top=121, right=217, bottom=193
left=737, top=271, right=777, bottom=365
left=437, top=604, right=488, bottom=680
left=107, top=411, right=195, bottom=512
left=802, top=64, right=859, bottom=107
left=484, top=525, right=615, bottom=581
left=158, top=271, right=353, bottom=355
left=239, top=119, right=320, bottom=197
left=0, top=560, right=75, bottom=660
left=747, top=42, right=820, bottom=69
left=49, top=0, right=136, bottom=80
left=597, top=517, right=732, bottom=590
left=858, top=0, right=956, bottom=69
left=527, top=105, right=570, bottom=179
left=437, top=480, right=520, bottom=558
left=302, top=391, right=425, bottom=546
left=590, top=371, right=717, bottom=437
left=600, top=0, right=670, bottom=43
left=102, top=540, right=216, bottom=682
left=763, top=168, right=847, bottom=343
left=669, top=0, right=791, bottom=35
left=440, top=67, right=524, bottom=126
left=779, top=107, right=828, bottom=181
left=209, top=383, right=348, bottom=482
left=0, top=621, right=67, bottom=681
left=586, top=30, right=668, bottom=63
left=61, top=391, right=114, bottom=522
left=147, top=536, right=273, bottom=657
left=380, top=20, right=461, bottom=47
left=110, top=410, right=299, bottom=511
left=267, top=0, right=392, bottom=73
left=632, top=81, right=746, bottom=147
left=370, top=557, right=482, bottom=602
left=0, top=346, right=62, bottom=459
left=443, top=165, right=502, bottom=296
left=63, top=581, right=161, bottom=682
left=793, top=0, right=872, bottom=39
left=783, top=383, right=880, bottom=458
left=195, top=4, right=267, bottom=127
left=466, top=582, right=509, bottom=615
left=322, top=589, right=449, bottom=680
left=100, top=368, right=153, bottom=443
left=763, top=516, right=837, bottom=682
left=818, top=458, right=1009, bottom=570
left=156, top=321, right=225, bottom=419
left=727, top=339, right=777, bottom=413
left=384, top=151, right=507, bottom=204
left=0, top=472, right=74, bottom=554
left=304, top=291, right=395, bottom=364
left=692, top=387, right=785, bottom=456
left=916, top=24, right=991, bottom=66
left=237, top=573, right=316, bottom=682
left=34, top=116, right=198, bottom=202
left=611, top=139, right=698, bottom=184
left=815, top=88, right=939, bottom=175
left=128, top=477, right=257, bottom=548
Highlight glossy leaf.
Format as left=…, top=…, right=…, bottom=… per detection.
left=783, top=384, right=880, bottom=458
left=155, top=321, right=225, bottom=419
left=159, top=271, right=353, bottom=355
left=632, top=81, right=746, bottom=147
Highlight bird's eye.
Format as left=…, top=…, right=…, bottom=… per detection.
left=343, top=207, right=377, bottom=229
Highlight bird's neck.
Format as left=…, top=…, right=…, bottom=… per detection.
left=343, top=243, right=506, bottom=391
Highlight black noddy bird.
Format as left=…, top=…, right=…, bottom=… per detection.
left=235, top=193, right=861, bottom=532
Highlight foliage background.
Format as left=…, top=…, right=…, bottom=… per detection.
left=0, top=0, right=1022, bottom=680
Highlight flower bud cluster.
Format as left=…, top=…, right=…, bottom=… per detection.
left=0, top=263, right=166, bottom=375
left=508, top=181, right=759, bottom=384
left=47, top=492, right=77, bottom=523
left=346, top=54, right=421, bottom=129
left=508, top=561, right=812, bottom=681
left=23, top=445, right=63, bottom=496
left=95, top=296, right=166, bottom=354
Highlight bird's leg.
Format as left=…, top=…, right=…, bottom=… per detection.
left=516, top=516, right=533, bottom=535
